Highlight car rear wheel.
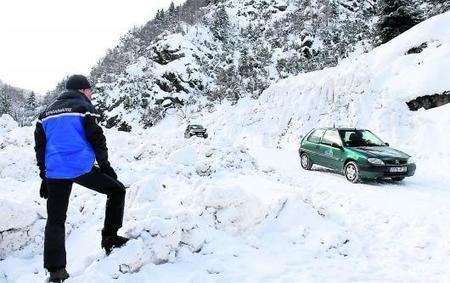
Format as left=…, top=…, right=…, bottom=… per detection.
left=345, top=161, right=360, bottom=183
left=300, top=153, right=312, bottom=170
left=392, top=177, right=405, bottom=182
left=203, top=133, right=208, bottom=139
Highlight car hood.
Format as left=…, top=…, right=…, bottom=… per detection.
left=349, top=146, right=410, bottom=159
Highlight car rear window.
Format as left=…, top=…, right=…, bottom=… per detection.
left=307, top=129, right=325, bottom=143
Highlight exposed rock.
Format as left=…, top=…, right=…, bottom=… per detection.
left=155, top=97, right=185, bottom=109
left=406, top=91, right=450, bottom=111
left=118, top=122, right=132, bottom=132
left=274, top=3, right=287, bottom=11
left=406, top=42, right=428, bottom=55
left=150, top=46, right=185, bottom=65
left=106, top=115, right=120, bottom=128
left=162, top=72, right=189, bottom=93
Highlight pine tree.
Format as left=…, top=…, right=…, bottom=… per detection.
left=238, top=49, right=253, bottom=78
left=211, top=5, right=229, bottom=41
left=256, top=44, right=272, bottom=67
left=22, top=91, right=39, bottom=125
left=0, top=92, right=12, bottom=115
left=155, top=9, right=162, bottom=21
left=26, top=92, right=38, bottom=111
left=169, top=2, right=176, bottom=14
left=376, top=0, right=424, bottom=45
left=276, top=58, right=288, bottom=78
left=167, top=2, right=177, bottom=27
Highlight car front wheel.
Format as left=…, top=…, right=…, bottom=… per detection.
left=345, top=161, right=360, bottom=183
left=300, top=153, right=312, bottom=170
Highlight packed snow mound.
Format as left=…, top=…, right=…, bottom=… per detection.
left=0, top=125, right=48, bottom=261
left=0, top=199, right=43, bottom=260
left=0, top=115, right=18, bottom=135
left=0, top=200, right=38, bottom=232
left=411, top=103, right=450, bottom=158
left=0, top=125, right=351, bottom=282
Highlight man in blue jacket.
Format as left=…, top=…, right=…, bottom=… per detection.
left=34, top=75, right=128, bottom=282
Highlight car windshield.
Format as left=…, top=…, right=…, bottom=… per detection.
left=339, top=130, right=385, bottom=147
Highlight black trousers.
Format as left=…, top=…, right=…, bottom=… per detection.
left=44, top=166, right=126, bottom=271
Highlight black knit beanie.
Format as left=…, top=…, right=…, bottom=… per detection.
left=66, top=74, right=91, bottom=90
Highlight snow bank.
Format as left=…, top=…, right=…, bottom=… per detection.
left=0, top=124, right=47, bottom=261
left=237, top=11, right=450, bottom=157
left=0, top=199, right=44, bottom=260
left=0, top=200, right=37, bottom=232
left=0, top=115, right=18, bottom=135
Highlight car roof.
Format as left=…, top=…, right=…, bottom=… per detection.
left=313, top=127, right=367, bottom=131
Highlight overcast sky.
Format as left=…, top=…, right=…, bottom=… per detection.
left=0, top=0, right=186, bottom=94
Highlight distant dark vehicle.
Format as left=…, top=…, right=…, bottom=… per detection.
left=184, top=124, right=208, bottom=139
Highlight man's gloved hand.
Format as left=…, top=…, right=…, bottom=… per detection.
left=40, top=179, right=48, bottom=199
left=100, top=163, right=118, bottom=180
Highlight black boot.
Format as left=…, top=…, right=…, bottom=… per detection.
left=48, top=268, right=69, bottom=282
left=101, top=235, right=129, bottom=255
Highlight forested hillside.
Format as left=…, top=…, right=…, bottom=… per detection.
left=85, top=0, right=448, bottom=130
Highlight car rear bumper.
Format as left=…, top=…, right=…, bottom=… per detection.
left=359, top=163, right=416, bottom=179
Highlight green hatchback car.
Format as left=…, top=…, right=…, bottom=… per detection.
left=298, top=128, right=416, bottom=183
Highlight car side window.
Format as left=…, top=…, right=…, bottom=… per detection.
left=321, top=130, right=342, bottom=146
left=307, top=129, right=325, bottom=144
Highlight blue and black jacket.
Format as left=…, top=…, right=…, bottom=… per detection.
left=34, top=90, right=110, bottom=179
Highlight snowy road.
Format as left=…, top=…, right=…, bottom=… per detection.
left=247, top=146, right=450, bottom=281
left=69, top=143, right=450, bottom=283
left=2, top=123, right=449, bottom=282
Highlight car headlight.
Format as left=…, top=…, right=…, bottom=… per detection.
left=407, top=157, right=415, bottom=164
left=368, top=158, right=384, bottom=165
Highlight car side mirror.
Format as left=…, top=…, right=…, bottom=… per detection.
left=385, top=142, right=389, bottom=146
left=332, top=143, right=343, bottom=150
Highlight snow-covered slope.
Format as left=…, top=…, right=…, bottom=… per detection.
left=94, top=0, right=377, bottom=130
left=1, top=12, right=450, bottom=283
left=237, top=10, right=450, bottom=156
